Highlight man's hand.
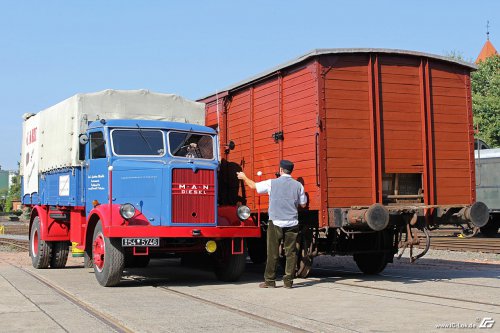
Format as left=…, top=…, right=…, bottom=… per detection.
left=236, top=171, right=256, bottom=189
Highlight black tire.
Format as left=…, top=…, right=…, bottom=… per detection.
left=83, top=250, right=93, bottom=268
left=480, top=216, right=500, bottom=237
left=214, top=240, right=246, bottom=282
left=51, top=242, right=69, bottom=268
left=92, top=221, right=125, bottom=287
left=30, top=217, right=52, bottom=269
left=83, top=234, right=94, bottom=268
left=354, top=253, right=388, bottom=274
left=247, top=235, right=267, bottom=264
left=124, top=254, right=150, bottom=268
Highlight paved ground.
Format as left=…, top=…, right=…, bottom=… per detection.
left=0, top=250, right=499, bottom=333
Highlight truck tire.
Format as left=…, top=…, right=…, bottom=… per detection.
left=213, top=240, right=246, bottom=282
left=92, top=221, right=124, bottom=287
left=247, top=235, right=267, bottom=264
left=51, top=242, right=69, bottom=268
left=480, top=215, right=500, bottom=237
left=124, top=254, right=150, bottom=268
left=30, top=217, right=52, bottom=269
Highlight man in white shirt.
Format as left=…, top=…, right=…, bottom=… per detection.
left=237, top=160, right=307, bottom=288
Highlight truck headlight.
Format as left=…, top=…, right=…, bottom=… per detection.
left=237, top=205, right=251, bottom=220
left=120, top=203, right=136, bottom=219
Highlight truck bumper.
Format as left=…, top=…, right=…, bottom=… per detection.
left=104, top=225, right=261, bottom=239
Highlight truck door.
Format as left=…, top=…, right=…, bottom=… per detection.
left=85, top=130, right=109, bottom=216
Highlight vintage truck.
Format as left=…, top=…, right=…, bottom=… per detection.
left=21, top=89, right=260, bottom=286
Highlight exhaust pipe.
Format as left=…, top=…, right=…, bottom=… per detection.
left=346, top=203, right=390, bottom=231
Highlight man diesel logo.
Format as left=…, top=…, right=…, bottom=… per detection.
left=178, top=184, right=209, bottom=195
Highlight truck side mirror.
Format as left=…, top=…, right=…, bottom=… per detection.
left=79, top=134, right=88, bottom=160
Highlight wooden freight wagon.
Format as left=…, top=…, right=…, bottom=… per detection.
left=199, top=49, right=489, bottom=275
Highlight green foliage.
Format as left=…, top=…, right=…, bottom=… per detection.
left=472, top=55, right=500, bottom=147
left=5, top=174, right=21, bottom=213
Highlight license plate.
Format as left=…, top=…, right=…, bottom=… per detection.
left=121, top=238, right=160, bottom=247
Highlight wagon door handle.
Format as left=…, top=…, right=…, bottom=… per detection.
left=315, top=132, right=320, bottom=186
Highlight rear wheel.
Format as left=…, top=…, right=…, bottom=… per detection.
left=480, top=215, right=500, bottom=237
left=51, top=242, right=69, bottom=268
left=92, top=221, right=124, bottom=287
left=213, top=240, right=246, bottom=282
left=30, top=217, right=52, bottom=269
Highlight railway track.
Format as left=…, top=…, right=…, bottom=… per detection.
left=0, top=238, right=29, bottom=251
left=1, top=225, right=498, bottom=254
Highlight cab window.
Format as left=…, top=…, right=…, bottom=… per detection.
left=90, top=132, right=106, bottom=159
left=168, top=132, right=214, bottom=159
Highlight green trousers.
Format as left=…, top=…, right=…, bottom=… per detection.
left=264, top=221, right=299, bottom=286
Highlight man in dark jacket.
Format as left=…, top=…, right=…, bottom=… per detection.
left=237, top=160, right=307, bottom=288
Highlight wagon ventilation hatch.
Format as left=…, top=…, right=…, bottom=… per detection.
left=382, top=173, right=423, bottom=205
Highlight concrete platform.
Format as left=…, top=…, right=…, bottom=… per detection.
left=0, top=251, right=499, bottom=332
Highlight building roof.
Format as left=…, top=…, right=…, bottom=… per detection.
left=476, top=40, right=498, bottom=63
left=200, top=48, right=477, bottom=100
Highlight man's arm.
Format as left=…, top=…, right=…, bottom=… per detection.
left=236, top=171, right=256, bottom=189
left=299, top=184, right=307, bottom=208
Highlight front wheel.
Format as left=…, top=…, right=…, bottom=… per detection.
left=213, top=240, right=246, bottom=282
left=30, top=217, right=52, bottom=269
left=92, top=221, right=124, bottom=287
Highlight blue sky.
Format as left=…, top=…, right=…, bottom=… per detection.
left=0, top=0, right=498, bottom=170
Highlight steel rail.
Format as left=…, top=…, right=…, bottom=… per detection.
left=12, top=264, right=133, bottom=333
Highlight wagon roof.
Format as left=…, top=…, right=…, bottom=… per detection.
left=200, top=48, right=476, bottom=100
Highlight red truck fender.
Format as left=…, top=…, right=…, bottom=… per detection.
left=30, top=205, right=70, bottom=241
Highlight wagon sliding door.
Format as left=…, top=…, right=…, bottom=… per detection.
left=323, top=54, right=427, bottom=208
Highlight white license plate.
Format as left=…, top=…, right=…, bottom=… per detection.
left=122, top=238, right=160, bottom=247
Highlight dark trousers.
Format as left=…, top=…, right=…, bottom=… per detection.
left=264, top=221, right=299, bottom=286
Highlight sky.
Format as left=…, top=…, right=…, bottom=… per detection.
left=0, top=0, right=498, bottom=170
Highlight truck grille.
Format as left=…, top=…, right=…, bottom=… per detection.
left=172, top=169, right=216, bottom=224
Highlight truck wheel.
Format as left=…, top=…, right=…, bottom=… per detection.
left=480, top=216, right=500, bottom=237
left=247, top=234, right=266, bottom=264
left=354, top=253, right=388, bottom=274
left=92, top=221, right=124, bottom=287
left=30, top=217, right=52, bottom=269
left=51, top=242, right=69, bottom=268
left=213, top=240, right=246, bottom=282
left=124, top=254, right=150, bottom=268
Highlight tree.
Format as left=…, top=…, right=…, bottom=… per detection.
left=471, top=54, right=500, bottom=147
left=5, top=174, right=21, bottom=212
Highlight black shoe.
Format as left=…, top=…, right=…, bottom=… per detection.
left=259, top=282, right=276, bottom=288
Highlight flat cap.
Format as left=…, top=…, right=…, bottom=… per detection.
left=280, top=159, right=294, bottom=172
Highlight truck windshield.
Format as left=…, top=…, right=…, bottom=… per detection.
left=111, top=129, right=165, bottom=156
left=168, top=132, right=214, bottom=159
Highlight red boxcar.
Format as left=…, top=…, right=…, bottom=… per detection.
left=199, top=49, right=489, bottom=275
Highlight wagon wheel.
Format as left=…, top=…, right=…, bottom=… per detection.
left=296, top=227, right=314, bottom=278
